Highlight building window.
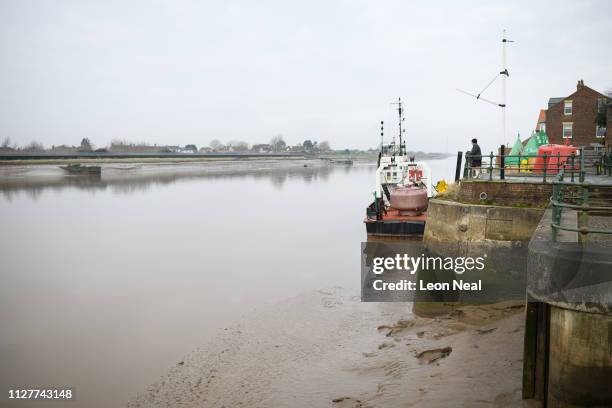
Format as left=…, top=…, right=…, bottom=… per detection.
left=564, top=100, right=573, bottom=115
left=596, top=125, right=606, bottom=138
left=563, top=122, right=573, bottom=138
left=597, top=97, right=607, bottom=113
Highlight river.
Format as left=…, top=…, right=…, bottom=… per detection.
left=0, top=156, right=457, bottom=407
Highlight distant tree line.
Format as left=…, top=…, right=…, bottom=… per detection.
left=0, top=135, right=334, bottom=154
left=204, top=135, right=331, bottom=154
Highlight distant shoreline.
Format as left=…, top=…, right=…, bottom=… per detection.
left=0, top=152, right=454, bottom=166
left=0, top=152, right=305, bottom=165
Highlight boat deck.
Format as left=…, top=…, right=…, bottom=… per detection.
left=373, top=209, right=427, bottom=222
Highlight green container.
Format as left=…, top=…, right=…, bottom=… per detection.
left=524, top=130, right=549, bottom=157
left=506, top=134, right=524, bottom=165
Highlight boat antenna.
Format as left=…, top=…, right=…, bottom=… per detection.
left=391, top=97, right=405, bottom=156
left=380, top=120, right=384, bottom=155
left=457, top=29, right=513, bottom=146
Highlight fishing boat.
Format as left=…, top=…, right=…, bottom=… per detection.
left=364, top=98, right=435, bottom=238
left=60, top=163, right=102, bottom=174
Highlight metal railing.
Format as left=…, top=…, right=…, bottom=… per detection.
left=460, top=151, right=585, bottom=183
left=594, top=151, right=612, bottom=176
left=550, top=169, right=612, bottom=241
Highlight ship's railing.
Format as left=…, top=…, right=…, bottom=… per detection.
left=550, top=169, right=612, bottom=241
left=456, top=148, right=588, bottom=183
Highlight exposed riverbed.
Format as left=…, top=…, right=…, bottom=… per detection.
left=127, top=288, right=528, bottom=408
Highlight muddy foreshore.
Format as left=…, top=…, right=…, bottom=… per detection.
left=127, top=287, right=530, bottom=408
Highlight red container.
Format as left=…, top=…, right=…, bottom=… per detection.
left=532, top=144, right=579, bottom=173
left=390, top=186, right=428, bottom=216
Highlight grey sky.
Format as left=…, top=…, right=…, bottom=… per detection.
left=1, top=0, right=610, bottom=152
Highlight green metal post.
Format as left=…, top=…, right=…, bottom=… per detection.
left=500, top=144, right=505, bottom=180
left=543, top=153, right=547, bottom=183
left=579, top=148, right=585, bottom=182
left=579, top=186, right=589, bottom=243
left=489, top=152, right=493, bottom=181
left=551, top=183, right=559, bottom=241
left=596, top=152, right=601, bottom=175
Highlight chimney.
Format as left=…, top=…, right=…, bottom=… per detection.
left=577, top=79, right=584, bottom=90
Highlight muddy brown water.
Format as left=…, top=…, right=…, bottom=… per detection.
left=0, top=158, right=456, bottom=407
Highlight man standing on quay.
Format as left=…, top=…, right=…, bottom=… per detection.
left=468, top=138, right=482, bottom=178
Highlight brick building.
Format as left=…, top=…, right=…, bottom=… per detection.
left=535, top=109, right=546, bottom=132
left=544, top=80, right=610, bottom=147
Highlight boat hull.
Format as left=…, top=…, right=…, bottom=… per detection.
left=364, top=201, right=426, bottom=238
left=364, top=218, right=425, bottom=237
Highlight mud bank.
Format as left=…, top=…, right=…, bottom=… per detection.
left=127, top=288, right=530, bottom=408
left=0, top=159, right=355, bottom=196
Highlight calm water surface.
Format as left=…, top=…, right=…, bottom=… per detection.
left=0, top=157, right=456, bottom=407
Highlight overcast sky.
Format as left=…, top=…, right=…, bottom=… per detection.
left=0, top=0, right=610, bottom=152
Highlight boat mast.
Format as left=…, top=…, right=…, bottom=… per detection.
left=391, top=97, right=405, bottom=156
left=398, top=98, right=403, bottom=156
